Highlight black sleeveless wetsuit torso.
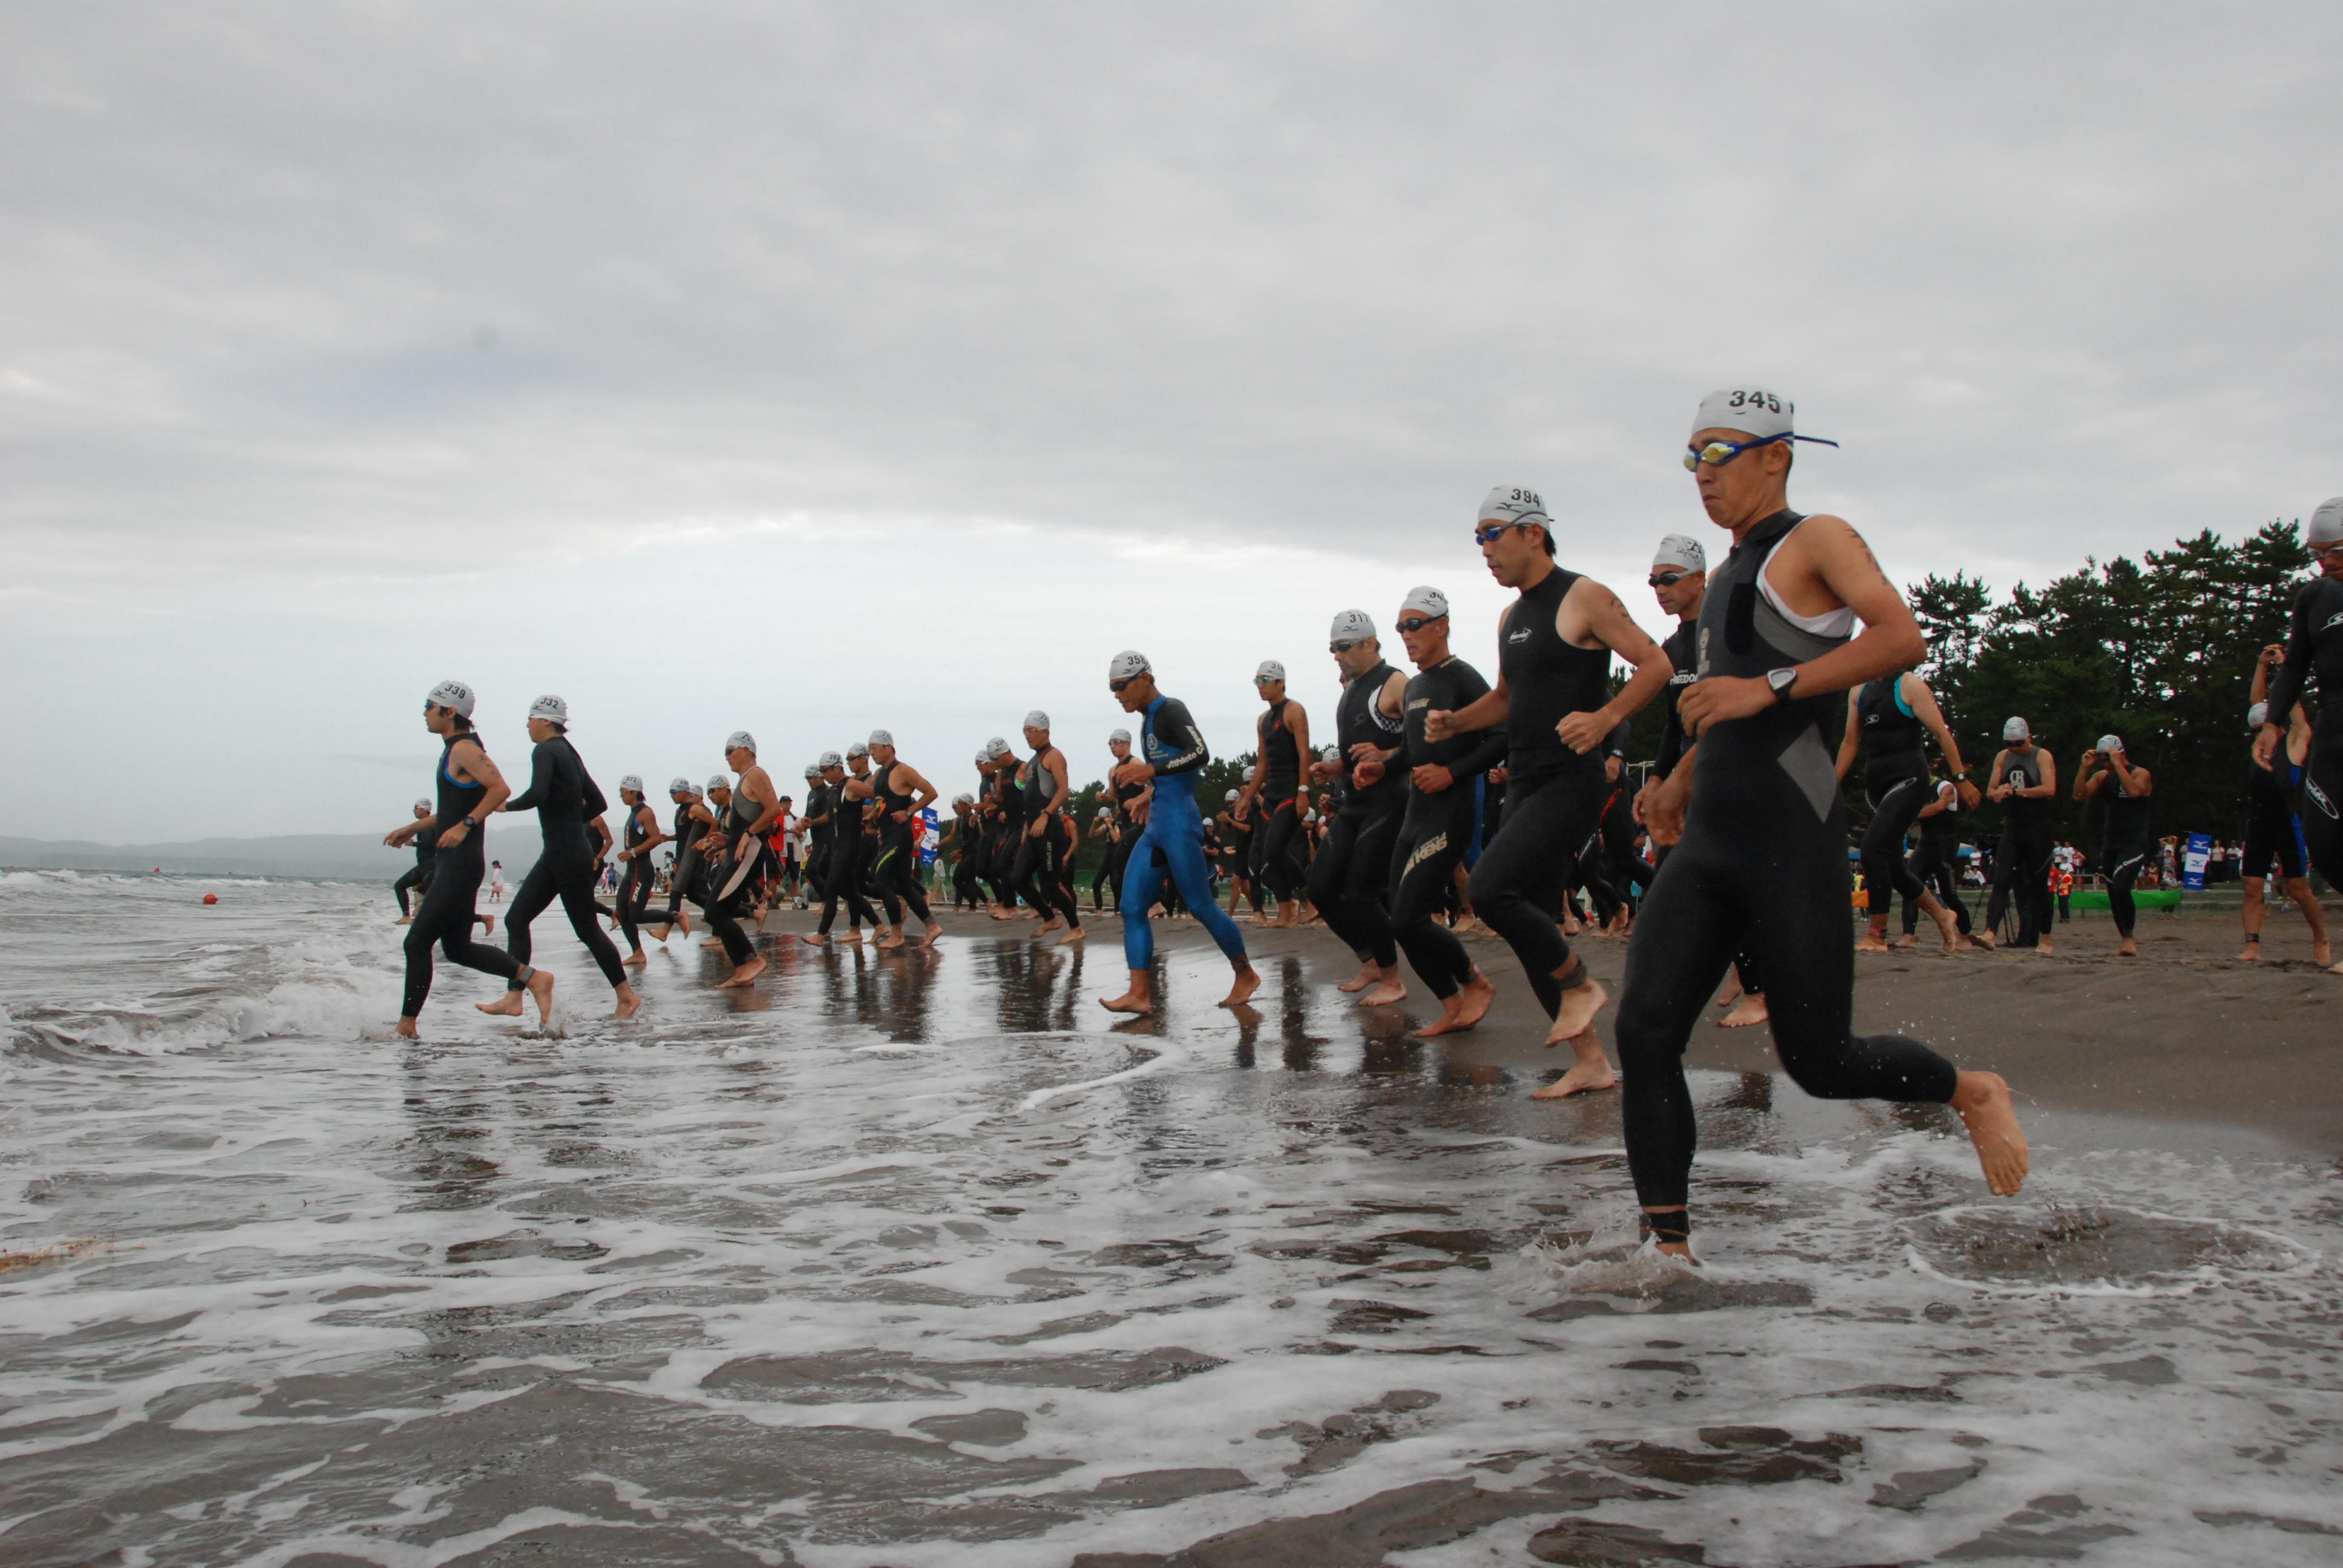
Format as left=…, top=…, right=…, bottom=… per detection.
left=1307, top=663, right=1408, bottom=969
left=398, top=733, right=522, bottom=1017
left=2266, top=573, right=2343, bottom=888
left=1385, top=656, right=1508, bottom=998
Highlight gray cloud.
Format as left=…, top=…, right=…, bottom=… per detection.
left=4, top=5, right=2338, bottom=835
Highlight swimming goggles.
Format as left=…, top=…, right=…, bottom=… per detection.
left=1682, top=432, right=1840, bottom=471
left=1328, top=639, right=1366, bottom=654
left=1472, top=520, right=1540, bottom=546
left=1647, top=570, right=1688, bottom=588
left=1393, top=616, right=1443, bottom=635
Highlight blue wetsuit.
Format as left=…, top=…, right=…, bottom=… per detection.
left=1120, top=694, right=1250, bottom=970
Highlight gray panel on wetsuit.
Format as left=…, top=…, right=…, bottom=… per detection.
left=1777, top=725, right=1841, bottom=823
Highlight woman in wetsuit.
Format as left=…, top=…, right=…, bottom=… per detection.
left=1833, top=670, right=1972, bottom=953
left=488, top=695, right=641, bottom=1024
left=612, top=775, right=670, bottom=965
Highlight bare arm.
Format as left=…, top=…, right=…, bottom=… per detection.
left=433, top=739, right=511, bottom=850
left=901, top=764, right=938, bottom=818
left=1834, top=688, right=1863, bottom=782
left=1286, top=702, right=1313, bottom=809
left=1678, top=516, right=1928, bottom=739
left=2024, top=750, right=2058, bottom=799
left=1556, top=580, right=1673, bottom=753
left=1905, top=674, right=1967, bottom=779
left=742, top=769, right=783, bottom=837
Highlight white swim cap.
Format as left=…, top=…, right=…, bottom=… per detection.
left=1024, top=710, right=1050, bottom=731
left=425, top=679, right=476, bottom=719
left=2249, top=701, right=2271, bottom=730
left=707, top=773, right=730, bottom=791
left=1096, top=805, right=1112, bottom=818
left=1225, top=788, right=1240, bottom=802
left=1255, top=660, right=1285, bottom=683
left=1693, top=387, right=1792, bottom=439
left=803, top=764, right=821, bottom=780
left=846, top=741, right=868, bottom=759
left=1109, top=650, right=1151, bottom=682
left=1478, top=485, right=1548, bottom=524
left=983, top=736, right=1012, bottom=760
left=954, top=792, right=974, bottom=806
left=2310, top=497, right=2343, bottom=549
left=619, top=773, right=643, bottom=793
left=1320, top=744, right=1340, bottom=763
left=2003, top=717, right=2031, bottom=743
left=2097, top=734, right=2123, bottom=756
left=413, top=797, right=431, bottom=812
left=726, top=730, right=756, bottom=754
left=1398, top=586, right=1447, bottom=620
left=868, top=728, right=893, bottom=747
left=669, top=776, right=693, bottom=794
left=1329, top=609, right=1375, bottom=642
left=1109, top=727, right=1132, bottom=745
left=529, top=694, right=569, bottom=727
left=818, top=750, right=842, bottom=769
left=1652, top=534, right=1708, bottom=573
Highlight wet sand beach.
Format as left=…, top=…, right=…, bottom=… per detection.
left=2, top=872, right=2338, bottom=1566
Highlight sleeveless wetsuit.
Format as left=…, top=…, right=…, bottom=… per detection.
left=1901, top=781, right=1973, bottom=937
left=1308, top=663, right=1407, bottom=969
left=1389, top=656, right=1507, bottom=998
left=1119, top=695, right=1248, bottom=970
left=1984, top=746, right=2054, bottom=947
left=1467, top=563, right=1613, bottom=1019
left=616, top=802, right=658, bottom=952
left=870, top=763, right=933, bottom=927
left=400, top=733, right=525, bottom=1017
left=1251, top=701, right=1307, bottom=903
left=2096, top=765, right=2154, bottom=935
left=1008, top=748, right=1080, bottom=928
left=817, top=774, right=880, bottom=937
left=502, top=734, right=628, bottom=991
left=1852, top=676, right=1935, bottom=916
left=2264, top=573, right=2343, bottom=890
left=1613, top=510, right=1959, bottom=1215
left=1656, top=615, right=1765, bottom=995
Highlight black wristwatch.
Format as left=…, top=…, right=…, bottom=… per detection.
left=1766, top=667, right=1799, bottom=704
left=462, top=815, right=479, bottom=829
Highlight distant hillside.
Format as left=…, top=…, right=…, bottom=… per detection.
left=0, top=828, right=546, bottom=882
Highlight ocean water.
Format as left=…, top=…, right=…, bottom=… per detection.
left=1, top=869, right=2339, bottom=1567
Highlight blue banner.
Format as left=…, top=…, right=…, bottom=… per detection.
left=918, top=806, right=939, bottom=866
left=2183, top=832, right=2210, bottom=891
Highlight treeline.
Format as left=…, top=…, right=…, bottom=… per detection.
left=1907, top=520, right=2305, bottom=848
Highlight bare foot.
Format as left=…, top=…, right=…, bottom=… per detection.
left=1889, top=932, right=1919, bottom=950
left=2236, top=940, right=2261, bottom=961
left=481, top=914, right=495, bottom=935
left=923, top=923, right=945, bottom=949
left=2036, top=938, right=2055, bottom=957
left=623, top=950, right=648, bottom=969
left=1718, top=991, right=1769, bottom=1028
left=394, top=1018, right=419, bottom=1038
left=1853, top=933, right=1892, bottom=953
left=1452, top=969, right=1495, bottom=1030
left=1530, top=1031, right=1619, bottom=1099
left=1950, top=1070, right=2028, bottom=1195
left=1450, top=915, right=1479, bottom=936
left=701, top=937, right=723, bottom=949
left=674, top=910, right=690, bottom=936
left=1967, top=930, right=1996, bottom=950
left=1337, top=961, right=1379, bottom=994
left=1100, top=973, right=1153, bottom=1015
left=2315, top=940, right=2333, bottom=967
left=1542, top=979, right=1608, bottom=1046
left=646, top=923, right=674, bottom=944
left=989, top=909, right=1015, bottom=921
left=1057, top=926, right=1086, bottom=946
left=2114, top=936, right=2138, bottom=957
left=876, top=929, right=906, bottom=951
left=840, top=928, right=864, bottom=944
left=1712, top=982, right=1742, bottom=1009
left=525, top=968, right=557, bottom=1028
left=718, top=956, right=766, bottom=989
left=1359, top=974, right=1407, bottom=1007
left=476, top=987, right=527, bottom=1018
left=1220, top=964, right=1261, bottom=1008
left=799, top=932, right=830, bottom=947
left=393, top=915, right=414, bottom=926
left=614, top=985, right=643, bottom=1020
left=1036, top=916, right=1064, bottom=935
left=1412, top=990, right=1470, bottom=1038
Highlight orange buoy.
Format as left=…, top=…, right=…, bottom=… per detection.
left=202, top=893, right=218, bottom=906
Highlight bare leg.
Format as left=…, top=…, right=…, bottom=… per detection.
left=2286, top=877, right=2332, bottom=965
left=1531, top=1028, right=1618, bottom=1099
left=1101, top=969, right=1153, bottom=1015
left=614, top=981, right=643, bottom=1020
left=476, top=967, right=533, bottom=1018
left=623, top=947, right=648, bottom=968
left=1951, top=1070, right=2028, bottom=1195
left=1056, top=923, right=1085, bottom=946
left=718, top=955, right=766, bottom=988
left=1338, top=958, right=1380, bottom=994
left=1922, top=892, right=1961, bottom=953
left=1854, top=918, right=1891, bottom=953
left=1219, top=962, right=1261, bottom=1008
left=799, top=931, right=830, bottom=947
left=1718, top=990, right=1769, bottom=1028
left=1358, top=963, right=1407, bottom=1007
left=876, top=923, right=906, bottom=951
left=922, top=921, right=945, bottom=949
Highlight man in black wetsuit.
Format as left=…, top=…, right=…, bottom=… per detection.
left=1102, top=727, right=1144, bottom=915
left=1010, top=712, right=1086, bottom=944
left=483, top=694, right=641, bottom=1025
left=2240, top=648, right=2330, bottom=964
left=1984, top=716, right=2059, bottom=954
left=2256, top=495, right=2343, bottom=975
left=612, top=774, right=671, bottom=967
left=864, top=728, right=945, bottom=950
left=1386, top=586, right=1507, bottom=1037
left=646, top=777, right=714, bottom=942
left=947, top=793, right=986, bottom=910
left=1899, top=776, right=1974, bottom=948
left=1833, top=670, right=1971, bottom=953
left=805, top=750, right=880, bottom=946
left=1308, top=610, right=1410, bottom=1005
left=1236, top=662, right=1313, bottom=928
left=1424, top=485, right=1673, bottom=1094
left=1620, top=386, right=2027, bottom=1259
left=701, top=732, right=779, bottom=986
left=2073, top=734, right=2153, bottom=958
left=392, top=799, right=434, bottom=924
left=385, top=680, right=534, bottom=1036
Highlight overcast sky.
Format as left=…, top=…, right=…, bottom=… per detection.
left=5, top=4, right=2339, bottom=841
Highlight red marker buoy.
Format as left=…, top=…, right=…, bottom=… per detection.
left=202, top=893, right=218, bottom=906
